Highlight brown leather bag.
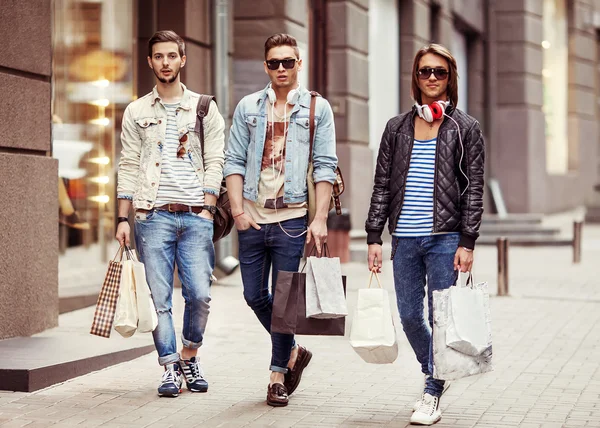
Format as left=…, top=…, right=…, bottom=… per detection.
left=195, top=95, right=234, bottom=242
left=306, top=91, right=345, bottom=224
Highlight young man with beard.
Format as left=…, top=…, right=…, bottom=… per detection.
left=116, top=30, right=225, bottom=397
left=366, top=44, right=485, bottom=425
left=224, top=33, right=338, bottom=407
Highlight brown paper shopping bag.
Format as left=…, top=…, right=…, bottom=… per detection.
left=271, top=270, right=347, bottom=336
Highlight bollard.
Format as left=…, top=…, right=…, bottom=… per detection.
left=573, top=221, right=583, bottom=264
left=497, top=237, right=509, bottom=296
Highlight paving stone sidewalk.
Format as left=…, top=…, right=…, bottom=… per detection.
left=1, top=226, right=600, bottom=428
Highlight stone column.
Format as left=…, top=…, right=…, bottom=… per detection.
left=327, top=0, right=370, bottom=231
left=232, top=0, right=309, bottom=106
left=492, top=0, right=545, bottom=213
left=0, top=0, right=58, bottom=339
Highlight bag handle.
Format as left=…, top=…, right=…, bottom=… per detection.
left=456, top=271, right=474, bottom=288
left=112, top=245, right=126, bottom=262
left=367, top=259, right=383, bottom=289
left=300, top=243, right=331, bottom=272
left=124, top=246, right=139, bottom=262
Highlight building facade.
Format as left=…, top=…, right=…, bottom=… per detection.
left=1, top=0, right=599, bottom=339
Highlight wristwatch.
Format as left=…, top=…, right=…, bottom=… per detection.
left=202, top=205, right=217, bottom=215
left=117, top=217, right=129, bottom=224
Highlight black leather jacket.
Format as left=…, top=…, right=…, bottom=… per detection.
left=365, top=105, right=485, bottom=250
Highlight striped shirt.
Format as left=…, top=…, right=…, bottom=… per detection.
left=155, top=102, right=204, bottom=206
left=393, top=138, right=436, bottom=237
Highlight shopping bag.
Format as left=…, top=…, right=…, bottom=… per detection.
left=349, top=270, right=398, bottom=364
left=113, top=250, right=138, bottom=338
left=305, top=248, right=348, bottom=319
left=127, top=248, right=158, bottom=333
left=446, top=281, right=489, bottom=356
left=432, top=274, right=493, bottom=380
left=271, top=270, right=346, bottom=336
left=90, top=247, right=125, bottom=338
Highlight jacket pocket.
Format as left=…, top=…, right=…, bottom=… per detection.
left=295, top=116, right=311, bottom=145
left=135, top=117, right=160, bottom=141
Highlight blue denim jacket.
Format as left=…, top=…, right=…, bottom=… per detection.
left=223, top=84, right=338, bottom=204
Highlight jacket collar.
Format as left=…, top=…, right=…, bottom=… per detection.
left=151, top=83, right=193, bottom=110
left=257, top=83, right=311, bottom=109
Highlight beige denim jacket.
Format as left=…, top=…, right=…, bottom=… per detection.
left=117, top=84, right=225, bottom=210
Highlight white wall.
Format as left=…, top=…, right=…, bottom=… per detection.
left=368, top=0, right=400, bottom=164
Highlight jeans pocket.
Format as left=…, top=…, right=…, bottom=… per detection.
left=135, top=210, right=155, bottom=222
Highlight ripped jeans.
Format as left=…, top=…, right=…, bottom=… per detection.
left=134, top=209, right=215, bottom=366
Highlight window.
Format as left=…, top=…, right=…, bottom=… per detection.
left=542, top=0, right=569, bottom=174
left=53, top=0, right=135, bottom=262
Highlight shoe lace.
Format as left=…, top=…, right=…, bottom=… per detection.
left=187, top=360, right=204, bottom=380
left=161, top=367, right=178, bottom=384
left=417, top=395, right=438, bottom=417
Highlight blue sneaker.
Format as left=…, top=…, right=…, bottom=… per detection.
left=157, top=363, right=183, bottom=397
left=179, top=357, right=209, bottom=392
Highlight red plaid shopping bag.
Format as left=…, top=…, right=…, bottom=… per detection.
left=90, top=247, right=125, bottom=337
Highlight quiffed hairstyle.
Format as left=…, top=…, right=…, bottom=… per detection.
left=411, top=44, right=459, bottom=107
left=148, top=30, right=185, bottom=58
left=264, top=33, right=300, bottom=60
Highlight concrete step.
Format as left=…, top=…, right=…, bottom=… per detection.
left=479, top=224, right=560, bottom=236
left=482, top=213, right=543, bottom=224
left=0, top=307, right=154, bottom=392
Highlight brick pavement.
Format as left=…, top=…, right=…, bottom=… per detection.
left=1, top=225, right=600, bottom=428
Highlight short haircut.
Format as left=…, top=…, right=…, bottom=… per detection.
left=148, top=30, right=185, bottom=58
left=264, top=33, right=300, bottom=60
left=411, top=44, right=459, bottom=107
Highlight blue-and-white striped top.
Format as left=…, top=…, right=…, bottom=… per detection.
left=393, top=138, right=437, bottom=237
left=155, top=102, right=204, bottom=207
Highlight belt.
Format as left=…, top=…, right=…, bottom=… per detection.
left=140, top=204, right=203, bottom=214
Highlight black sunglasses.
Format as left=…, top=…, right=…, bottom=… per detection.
left=417, top=67, right=449, bottom=80
left=266, top=58, right=298, bottom=70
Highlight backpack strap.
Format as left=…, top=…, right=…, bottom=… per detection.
left=195, top=94, right=217, bottom=156
left=308, top=91, right=321, bottom=163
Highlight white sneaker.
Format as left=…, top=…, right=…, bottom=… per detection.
left=410, top=393, right=441, bottom=425
left=412, top=377, right=450, bottom=411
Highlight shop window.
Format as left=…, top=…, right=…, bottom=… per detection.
left=542, top=0, right=569, bottom=175
left=53, top=0, right=135, bottom=260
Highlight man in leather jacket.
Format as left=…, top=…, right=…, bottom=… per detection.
left=365, top=44, right=484, bottom=426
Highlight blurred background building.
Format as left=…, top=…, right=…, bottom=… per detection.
left=1, top=0, right=600, bottom=339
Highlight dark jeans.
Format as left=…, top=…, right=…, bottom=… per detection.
left=392, top=233, right=460, bottom=397
left=237, top=216, right=307, bottom=373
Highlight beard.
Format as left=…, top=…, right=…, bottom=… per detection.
left=153, top=66, right=180, bottom=84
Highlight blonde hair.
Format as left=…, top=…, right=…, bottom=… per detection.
left=411, top=44, right=459, bottom=106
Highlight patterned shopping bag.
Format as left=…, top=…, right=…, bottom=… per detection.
left=90, top=247, right=125, bottom=338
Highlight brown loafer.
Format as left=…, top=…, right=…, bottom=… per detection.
left=284, top=345, right=313, bottom=395
left=266, top=383, right=288, bottom=407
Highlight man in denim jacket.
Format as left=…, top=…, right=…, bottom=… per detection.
left=116, top=30, right=224, bottom=397
left=224, top=33, right=338, bottom=407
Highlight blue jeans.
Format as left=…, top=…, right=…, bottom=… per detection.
left=392, top=233, right=459, bottom=397
left=134, top=210, right=215, bottom=366
left=237, top=216, right=307, bottom=373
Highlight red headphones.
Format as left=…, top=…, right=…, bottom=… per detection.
left=415, top=100, right=450, bottom=123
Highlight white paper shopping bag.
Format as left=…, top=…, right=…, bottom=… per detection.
left=305, top=253, right=348, bottom=319
left=446, top=284, right=488, bottom=356
left=113, top=256, right=138, bottom=338
left=128, top=249, right=158, bottom=333
left=349, top=270, right=398, bottom=364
